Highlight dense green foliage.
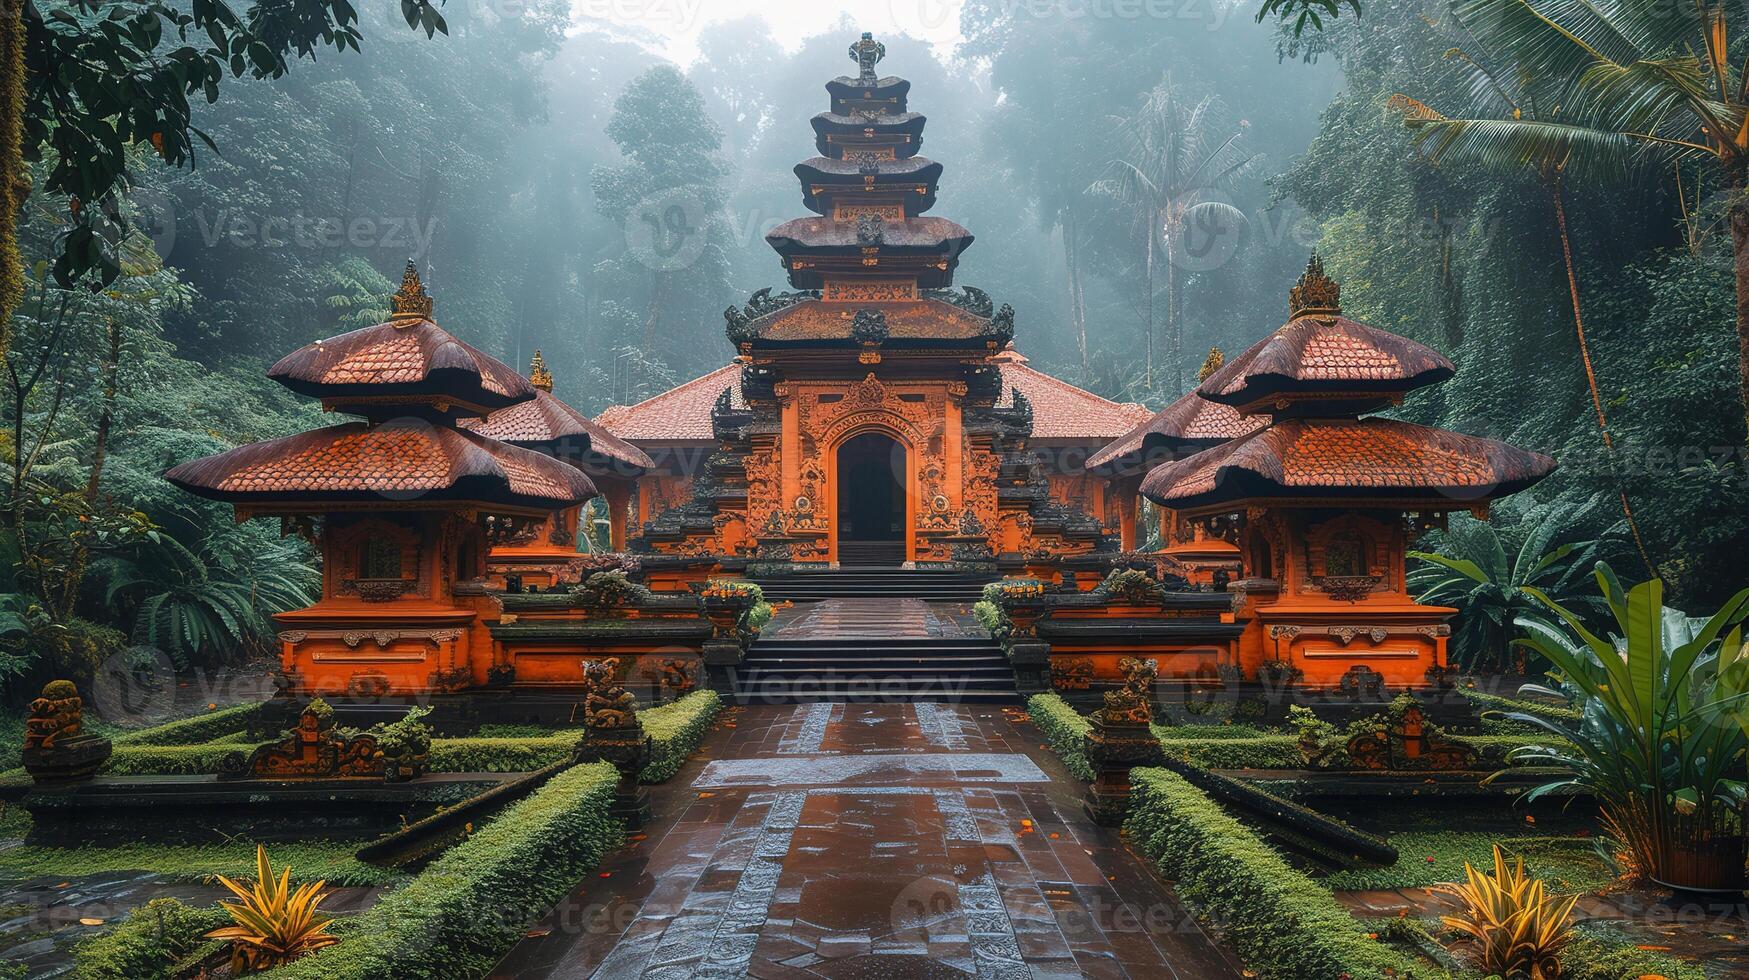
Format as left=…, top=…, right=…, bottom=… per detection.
left=1024, top=694, right=1093, bottom=781
left=254, top=762, right=622, bottom=980
left=70, top=897, right=229, bottom=980
left=1509, top=566, right=1749, bottom=883
left=1127, top=767, right=1427, bottom=979
left=1409, top=494, right=1615, bottom=671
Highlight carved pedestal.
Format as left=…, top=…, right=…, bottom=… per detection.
left=22, top=681, right=112, bottom=785
left=575, top=723, right=652, bottom=829
left=702, top=640, right=743, bottom=697
left=1008, top=641, right=1051, bottom=695
left=23, top=734, right=112, bottom=785
left=1083, top=717, right=1164, bottom=827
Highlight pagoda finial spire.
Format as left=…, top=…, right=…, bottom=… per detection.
left=1287, top=253, right=1341, bottom=320
left=529, top=349, right=553, bottom=392
left=849, top=32, right=885, bottom=81
left=391, top=259, right=434, bottom=322
left=1198, top=347, right=1225, bottom=382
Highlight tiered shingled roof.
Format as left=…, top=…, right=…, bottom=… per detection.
left=1138, top=418, right=1554, bottom=508
left=268, top=262, right=535, bottom=419
left=594, top=363, right=745, bottom=443
left=169, top=262, right=595, bottom=514
left=1086, top=389, right=1267, bottom=471
left=462, top=352, right=654, bottom=473
left=1200, top=258, right=1453, bottom=416
left=166, top=422, right=596, bottom=509
left=1140, top=256, right=1554, bottom=510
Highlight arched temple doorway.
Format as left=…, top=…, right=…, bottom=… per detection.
left=834, top=431, right=907, bottom=565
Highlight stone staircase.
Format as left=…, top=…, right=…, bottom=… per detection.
left=734, top=635, right=1018, bottom=704
left=748, top=566, right=995, bottom=603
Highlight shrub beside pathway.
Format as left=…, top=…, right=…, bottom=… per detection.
left=492, top=701, right=1241, bottom=979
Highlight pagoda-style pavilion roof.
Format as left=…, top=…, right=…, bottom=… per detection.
left=1086, top=387, right=1268, bottom=472
left=1201, top=257, right=1454, bottom=416
left=738, top=297, right=1000, bottom=346
left=811, top=112, right=926, bottom=159
left=992, top=349, right=1152, bottom=442
left=165, top=421, right=596, bottom=512
left=594, top=363, right=745, bottom=444
left=1138, top=417, right=1555, bottom=510
left=796, top=157, right=942, bottom=215
left=462, top=390, right=654, bottom=474
left=766, top=215, right=970, bottom=251
left=268, top=262, right=535, bottom=420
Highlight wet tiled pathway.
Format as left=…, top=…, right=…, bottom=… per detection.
left=492, top=703, right=1240, bottom=979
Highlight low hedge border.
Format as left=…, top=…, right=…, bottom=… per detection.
left=53, top=692, right=721, bottom=779
left=71, top=897, right=229, bottom=980
left=112, top=703, right=258, bottom=746
left=1561, top=923, right=1708, bottom=980
left=257, top=761, right=623, bottom=980
left=1459, top=688, right=1582, bottom=725
left=1025, top=694, right=1092, bottom=781
left=638, top=690, right=722, bottom=783
left=1127, top=767, right=1428, bottom=979
left=1153, top=728, right=1303, bottom=769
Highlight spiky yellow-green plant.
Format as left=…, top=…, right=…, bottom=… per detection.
left=1433, top=845, right=1578, bottom=979
left=206, top=845, right=339, bottom=972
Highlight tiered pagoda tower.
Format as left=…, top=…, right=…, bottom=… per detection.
left=601, top=35, right=1149, bottom=570
left=1135, top=257, right=1556, bottom=688
left=166, top=264, right=597, bottom=698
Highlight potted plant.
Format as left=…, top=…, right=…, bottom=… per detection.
left=1507, top=564, right=1749, bottom=893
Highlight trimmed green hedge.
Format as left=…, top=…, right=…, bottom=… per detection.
left=71, top=897, right=228, bottom=980
left=425, top=734, right=574, bottom=773
left=112, top=703, right=258, bottom=746
left=638, top=690, right=721, bottom=783
left=257, top=762, right=623, bottom=980
left=1152, top=728, right=1303, bottom=769
left=1459, top=688, right=1582, bottom=725
left=1025, top=694, right=1092, bottom=780
left=1127, top=768, right=1427, bottom=979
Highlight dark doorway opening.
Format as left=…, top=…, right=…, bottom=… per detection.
left=836, top=431, right=906, bottom=565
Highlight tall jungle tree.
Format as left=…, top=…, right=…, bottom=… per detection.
left=1089, top=81, right=1251, bottom=396
left=1396, top=0, right=1749, bottom=442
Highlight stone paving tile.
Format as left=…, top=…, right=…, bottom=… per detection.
left=490, top=704, right=1243, bottom=979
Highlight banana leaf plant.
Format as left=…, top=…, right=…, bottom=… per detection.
left=1503, top=564, right=1749, bottom=892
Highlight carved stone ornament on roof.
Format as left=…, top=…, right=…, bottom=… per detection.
left=855, top=212, right=886, bottom=246
left=390, top=259, right=434, bottom=322
left=741, top=287, right=819, bottom=319
left=1287, top=252, right=1341, bottom=320
left=851, top=308, right=889, bottom=346
left=849, top=31, right=885, bottom=81
left=529, top=349, right=553, bottom=391
left=858, top=156, right=881, bottom=176
left=924, top=285, right=994, bottom=318
left=991, top=304, right=1015, bottom=344
left=724, top=305, right=757, bottom=346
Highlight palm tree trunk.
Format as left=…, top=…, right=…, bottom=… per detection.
left=1063, top=208, right=1088, bottom=371
left=84, top=316, right=122, bottom=501
left=1166, top=242, right=1183, bottom=397
left=1143, top=220, right=1155, bottom=390
left=1550, top=178, right=1656, bottom=577
left=0, top=0, right=26, bottom=355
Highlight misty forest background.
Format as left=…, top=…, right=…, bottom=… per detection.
left=2, top=0, right=1745, bottom=700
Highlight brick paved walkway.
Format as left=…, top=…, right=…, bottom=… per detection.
left=491, top=703, right=1239, bottom=979
left=763, top=599, right=985, bottom=641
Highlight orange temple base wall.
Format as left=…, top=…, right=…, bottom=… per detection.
left=1227, top=507, right=1453, bottom=688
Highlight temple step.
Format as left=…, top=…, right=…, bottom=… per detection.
left=734, top=634, right=1018, bottom=704
left=834, top=541, right=906, bottom=565
left=749, top=566, right=998, bottom=602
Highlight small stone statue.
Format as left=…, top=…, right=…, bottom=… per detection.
left=22, top=680, right=113, bottom=784
left=1098, top=657, right=1158, bottom=726
left=581, top=658, right=640, bottom=730
left=24, top=680, right=83, bottom=749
